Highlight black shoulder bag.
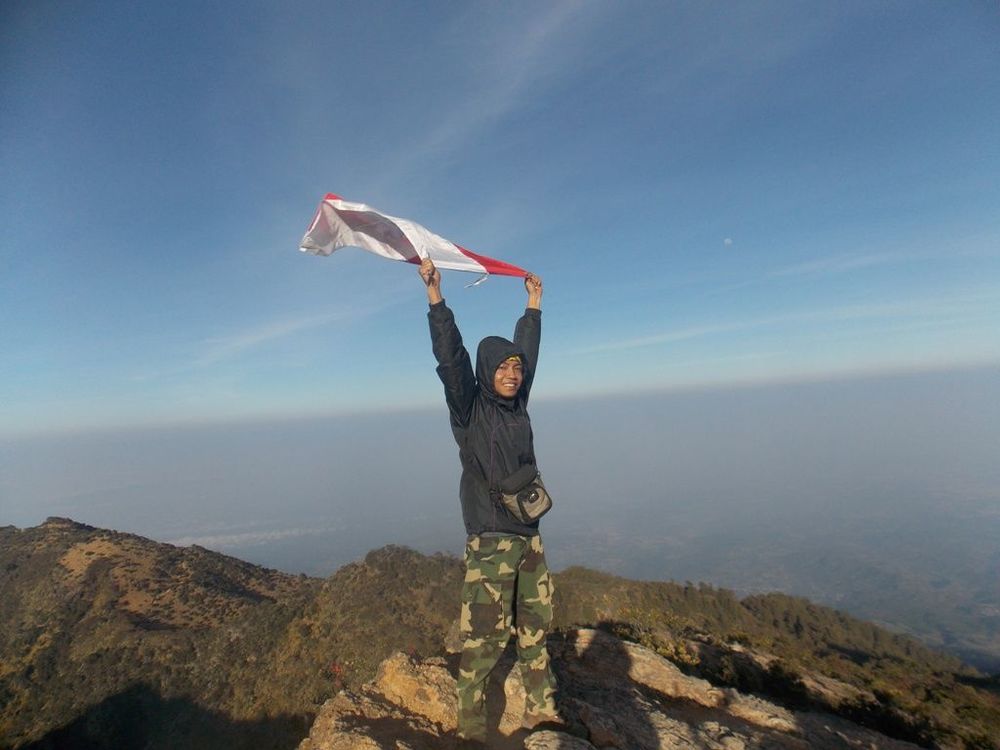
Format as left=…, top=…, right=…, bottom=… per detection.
left=494, top=463, right=553, bottom=524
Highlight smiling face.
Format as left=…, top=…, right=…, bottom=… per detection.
left=493, top=357, right=524, bottom=398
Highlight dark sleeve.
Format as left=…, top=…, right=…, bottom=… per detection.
left=428, top=300, right=477, bottom=427
left=513, top=308, right=541, bottom=400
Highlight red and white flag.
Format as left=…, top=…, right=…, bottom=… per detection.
left=299, top=194, right=527, bottom=279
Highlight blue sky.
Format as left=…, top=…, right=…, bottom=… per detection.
left=2, top=1, right=998, bottom=438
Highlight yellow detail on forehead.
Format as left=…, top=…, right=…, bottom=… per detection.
left=504, top=356, right=521, bottom=364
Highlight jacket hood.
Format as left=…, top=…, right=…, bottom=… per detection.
left=476, top=336, right=528, bottom=401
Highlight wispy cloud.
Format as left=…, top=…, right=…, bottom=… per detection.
left=768, top=252, right=905, bottom=278
left=130, top=295, right=407, bottom=383
left=568, top=288, right=1000, bottom=356
left=767, top=241, right=1000, bottom=280
left=570, top=321, right=757, bottom=355
left=169, top=525, right=337, bottom=549
left=196, top=289, right=414, bottom=366
left=708, top=242, right=1000, bottom=298
left=366, top=2, right=609, bottom=191
left=196, top=311, right=346, bottom=366
left=670, top=350, right=780, bottom=370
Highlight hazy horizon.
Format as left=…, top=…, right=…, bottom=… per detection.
left=4, top=365, right=998, bottom=666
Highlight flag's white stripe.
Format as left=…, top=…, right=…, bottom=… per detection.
left=299, top=195, right=526, bottom=277
left=300, top=196, right=487, bottom=273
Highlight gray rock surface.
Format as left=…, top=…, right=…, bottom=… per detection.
left=524, top=730, right=597, bottom=749
left=298, top=628, right=922, bottom=750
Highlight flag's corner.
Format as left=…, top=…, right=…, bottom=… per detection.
left=465, top=273, right=490, bottom=288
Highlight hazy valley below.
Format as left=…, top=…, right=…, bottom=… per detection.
left=3, top=367, right=998, bottom=670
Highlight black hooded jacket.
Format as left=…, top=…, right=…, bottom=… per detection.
left=427, top=300, right=542, bottom=536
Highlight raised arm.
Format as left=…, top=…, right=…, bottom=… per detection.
left=421, top=259, right=476, bottom=426
left=514, top=273, right=542, bottom=400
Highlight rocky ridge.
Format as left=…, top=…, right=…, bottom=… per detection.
left=299, top=628, right=920, bottom=750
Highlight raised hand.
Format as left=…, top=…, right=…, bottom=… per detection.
left=419, top=258, right=443, bottom=304
left=525, top=272, right=542, bottom=309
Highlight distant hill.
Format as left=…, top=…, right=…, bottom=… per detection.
left=1, top=519, right=998, bottom=749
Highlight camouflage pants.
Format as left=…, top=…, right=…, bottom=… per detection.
left=457, top=533, right=557, bottom=741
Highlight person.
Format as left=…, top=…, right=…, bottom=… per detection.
left=419, top=257, right=559, bottom=745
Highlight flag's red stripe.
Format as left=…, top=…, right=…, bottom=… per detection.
left=456, top=245, right=527, bottom=277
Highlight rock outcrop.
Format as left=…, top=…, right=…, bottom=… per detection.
left=298, top=628, right=921, bottom=749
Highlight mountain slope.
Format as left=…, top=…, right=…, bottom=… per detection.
left=1, top=519, right=998, bottom=749
left=0, top=520, right=460, bottom=749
